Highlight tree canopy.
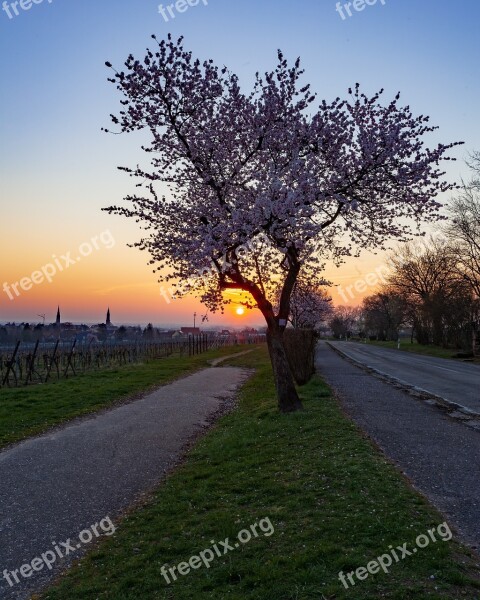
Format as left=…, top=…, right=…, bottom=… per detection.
left=104, top=35, right=461, bottom=411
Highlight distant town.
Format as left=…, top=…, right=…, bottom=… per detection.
left=0, top=307, right=265, bottom=346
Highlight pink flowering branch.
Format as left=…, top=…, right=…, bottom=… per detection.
left=103, top=35, right=462, bottom=412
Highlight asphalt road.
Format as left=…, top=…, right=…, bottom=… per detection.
left=328, top=341, right=480, bottom=413
left=0, top=366, right=250, bottom=600
left=315, top=342, right=480, bottom=548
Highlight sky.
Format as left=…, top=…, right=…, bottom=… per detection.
left=1, top=0, right=479, bottom=328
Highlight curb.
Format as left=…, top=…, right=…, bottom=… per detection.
left=326, top=342, right=480, bottom=430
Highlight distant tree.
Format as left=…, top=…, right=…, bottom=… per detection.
left=387, top=239, right=474, bottom=348
left=130, top=326, right=143, bottom=340
left=329, top=306, right=361, bottom=339
left=21, top=323, right=33, bottom=343
left=115, top=325, right=128, bottom=341
left=33, top=323, right=44, bottom=342
left=362, top=289, right=407, bottom=341
left=97, top=323, right=108, bottom=342
left=104, top=36, right=461, bottom=411
left=143, top=323, right=155, bottom=340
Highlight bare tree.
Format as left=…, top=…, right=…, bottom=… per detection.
left=445, top=154, right=480, bottom=298
left=362, top=289, right=407, bottom=341
left=443, top=152, right=480, bottom=353
left=329, top=306, right=361, bottom=339
left=387, top=238, right=474, bottom=349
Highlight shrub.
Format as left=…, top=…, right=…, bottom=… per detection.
left=283, top=328, right=317, bottom=385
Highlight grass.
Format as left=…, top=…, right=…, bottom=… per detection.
left=366, top=340, right=477, bottom=361
left=40, top=346, right=480, bottom=599
left=0, top=344, right=257, bottom=450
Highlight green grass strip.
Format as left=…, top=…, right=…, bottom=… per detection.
left=0, top=345, right=256, bottom=449
left=367, top=340, right=477, bottom=361
left=40, top=347, right=480, bottom=599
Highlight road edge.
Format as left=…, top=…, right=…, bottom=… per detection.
left=325, top=341, right=480, bottom=431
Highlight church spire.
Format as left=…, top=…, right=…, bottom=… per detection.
left=56, top=306, right=61, bottom=326
left=106, top=307, right=111, bottom=326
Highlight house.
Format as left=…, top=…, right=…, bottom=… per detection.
left=180, top=327, right=201, bottom=335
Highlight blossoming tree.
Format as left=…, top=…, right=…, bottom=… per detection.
left=104, top=35, right=461, bottom=412
left=287, top=276, right=333, bottom=331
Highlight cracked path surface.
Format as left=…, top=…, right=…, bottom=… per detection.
left=0, top=367, right=250, bottom=599
left=315, top=342, right=480, bottom=550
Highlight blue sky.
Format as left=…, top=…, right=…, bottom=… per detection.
left=1, top=0, right=479, bottom=325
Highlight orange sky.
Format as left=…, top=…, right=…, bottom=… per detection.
left=0, top=0, right=475, bottom=329
left=0, top=135, right=443, bottom=329
left=0, top=214, right=388, bottom=327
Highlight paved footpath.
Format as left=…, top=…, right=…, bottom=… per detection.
left=315, top=342, right=480, bottom=549
left=328, top=341, right=480, bottom=414
left=0, top=366, right=250, bottom=600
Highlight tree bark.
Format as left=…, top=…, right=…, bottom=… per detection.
left=220, top=248, right=303, bottom=413
left=267, top=327, right=303, bottom=413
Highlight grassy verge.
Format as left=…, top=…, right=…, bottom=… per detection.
left=0, top=345, right=258, bottom=450
left=364, top=340, right=478, bottom=361
left=41, top=347, right=480, bottom=599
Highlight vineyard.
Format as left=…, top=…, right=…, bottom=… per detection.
left=0, top=335, right=264, bottom=388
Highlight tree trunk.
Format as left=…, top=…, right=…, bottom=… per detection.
left=267, top=328, right=303, bottom=413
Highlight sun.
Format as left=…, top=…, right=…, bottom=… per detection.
left=236, top=307, right=245, bottom=316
